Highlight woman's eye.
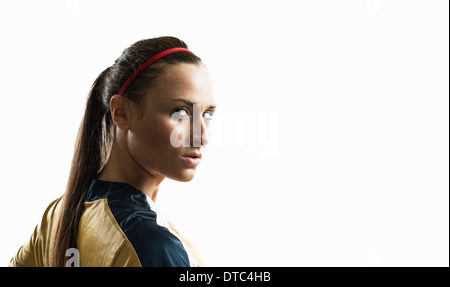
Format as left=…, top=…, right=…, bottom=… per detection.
left=172, top=108, right=215, bottom=121
left=203, top=111, right=215, bottom=121
left=172, top=108, right=189, bottom=118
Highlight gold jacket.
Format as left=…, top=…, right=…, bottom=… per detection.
left=9, top=180, right=203, bottom=267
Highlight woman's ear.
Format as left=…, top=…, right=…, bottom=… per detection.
left=110, top=94, right=130, bottom=131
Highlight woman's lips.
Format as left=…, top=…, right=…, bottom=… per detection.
left=181, top=155, right=201, bottom=166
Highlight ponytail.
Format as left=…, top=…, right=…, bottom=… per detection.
left=50, top=67, right=114, bottom=266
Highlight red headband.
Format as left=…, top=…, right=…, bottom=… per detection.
left=118, top=47, right=194, bottom=96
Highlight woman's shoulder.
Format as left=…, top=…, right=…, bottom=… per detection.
left=9, top=197, right=63, bottom=267
left=97, top=181, right=191, bottom=267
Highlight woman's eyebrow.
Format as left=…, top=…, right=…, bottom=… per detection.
left=172, top=98, right=217, bottom=109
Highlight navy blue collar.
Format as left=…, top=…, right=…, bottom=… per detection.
left=86, top=179, right=147, bottom=203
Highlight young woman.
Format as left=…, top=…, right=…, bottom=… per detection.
left=9, top=36, right=216, bottom=267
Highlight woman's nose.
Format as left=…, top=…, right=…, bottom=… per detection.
left=192, top=118, right=210, bottom=147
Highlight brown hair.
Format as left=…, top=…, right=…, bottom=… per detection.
left=50, top=36, right=202, bottom=266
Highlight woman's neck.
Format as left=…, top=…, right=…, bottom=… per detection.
left=97, top=136, right=164, bottom=202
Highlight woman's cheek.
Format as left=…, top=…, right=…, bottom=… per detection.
left=168, top=118, right=191, bottom=148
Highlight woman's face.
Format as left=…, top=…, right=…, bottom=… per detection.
left=126, top=63, right=216, bottom=182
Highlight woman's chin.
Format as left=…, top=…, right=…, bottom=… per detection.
left=169, top=169, right=196, bottom=182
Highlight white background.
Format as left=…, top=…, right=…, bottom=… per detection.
left=0, top=0, right=448, bottom=267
